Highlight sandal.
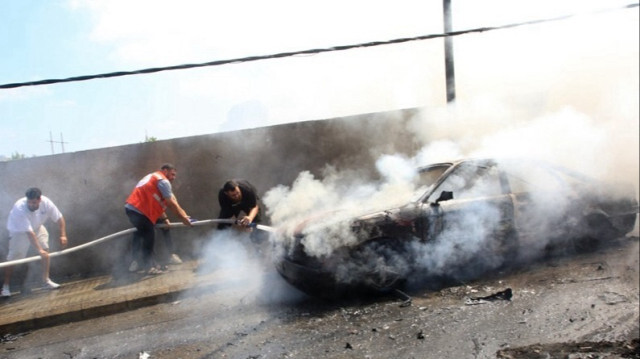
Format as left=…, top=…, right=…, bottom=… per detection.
left=147, top=267, right=166, bottom=275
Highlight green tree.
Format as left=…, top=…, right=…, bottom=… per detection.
left=11, top=152, right=26, bottom=160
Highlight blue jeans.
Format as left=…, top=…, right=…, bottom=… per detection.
left=125, top=208, right=155, bottom=269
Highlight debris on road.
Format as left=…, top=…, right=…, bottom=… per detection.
left=496, top=339, right=640, bottom=359
left=0, top=332, right=29, bottom=344
left=465, top=288, right=513, bottom=305
left=599, top=291, right=629, bottom=305
left=392, top=288, right=412, bottom=307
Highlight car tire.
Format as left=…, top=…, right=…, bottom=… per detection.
left=572, top=212, right=622, bottom=252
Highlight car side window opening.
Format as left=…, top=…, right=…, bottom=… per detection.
left=426, top=163, right=503, bottom=202
left=417, top=165, right=451, bottom=188
left=502, top=162, right=566, bottom=194
left=412, top=164, right=452, bottom=201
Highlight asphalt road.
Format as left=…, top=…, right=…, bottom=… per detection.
left=1, top=236, right=638, bottom=359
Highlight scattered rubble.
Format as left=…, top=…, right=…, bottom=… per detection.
left=0, top=332, right=29, bottom=345
left=465, top=288, right=513, bottom=305
left=496, top=339, right=640, bottom=359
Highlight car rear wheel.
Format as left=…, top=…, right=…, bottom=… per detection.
left=586, top=213, right=624, bottom=241
left=572, top=212, right=624, bottom=252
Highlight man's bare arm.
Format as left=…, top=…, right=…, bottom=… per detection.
left=58, top=216, right=68, bottom=248
left=165, top=195, right=192, bottom=226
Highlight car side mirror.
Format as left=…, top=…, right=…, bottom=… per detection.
left=434, top=190, right=453, bottom=204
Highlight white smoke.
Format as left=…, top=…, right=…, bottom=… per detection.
left=263, top=156, right=422, bottom=258
left=414, top=98, right=637, bottom=275
left=408, top=203, right=503, bottom=276
left=263, top=94, right=639, bottom=289
left=259, top=3, right=639, bottom=291
left=410, top=97, right=639, bottom=190
left=192, top=229, right=304, bottom=304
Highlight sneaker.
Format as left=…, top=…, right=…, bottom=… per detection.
left=1, top=286, right=10, bottom=297
left=45, top=279, right=60, bottom=290
left=169, top=253, right=183, bottom=264
left=129, top=260, right=139, bottom=272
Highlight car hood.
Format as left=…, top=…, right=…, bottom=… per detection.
left=276, top=203, right=421, bottom=257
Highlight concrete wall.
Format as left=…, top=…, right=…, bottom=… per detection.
left=0, top=109, right=419, bottom=282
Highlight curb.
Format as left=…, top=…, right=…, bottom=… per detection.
left=0, top=287, right=185, bottom=335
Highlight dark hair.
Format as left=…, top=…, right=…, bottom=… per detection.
left=25, top=187, right=42, bottom=200
left=222, top=180, right=239, bottom=192
left=161, top=163, right=175, bottom=171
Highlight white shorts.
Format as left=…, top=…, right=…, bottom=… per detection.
left=7, top=226, right=49, bottom=261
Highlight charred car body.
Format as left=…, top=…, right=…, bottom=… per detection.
left=274, top=158, right=638, bottom=298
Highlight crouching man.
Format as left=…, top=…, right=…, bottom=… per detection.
left=2, top=187, right=68, bottom=297
left=217, top=179, right=268, bottom=244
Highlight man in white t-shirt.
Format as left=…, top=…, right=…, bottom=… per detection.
left=2, top=187, right=68, bottom=297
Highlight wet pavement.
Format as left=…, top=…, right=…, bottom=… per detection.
left=0, top=260, right=210, bottom=335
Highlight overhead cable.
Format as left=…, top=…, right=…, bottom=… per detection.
left=1, top=3, right=637, bottom=90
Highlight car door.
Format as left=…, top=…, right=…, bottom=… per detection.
left=418, top=161, right=517, bottom=259
left=499, top=161, right=581, bottom=253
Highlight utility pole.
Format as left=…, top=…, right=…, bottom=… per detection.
left=443, top=0, right=456, bottom=103
left=60, top=133, right=67, bottom=153
left=49, top=131, right=55, bottom=155
left=47, top=131, right=68, bottom=154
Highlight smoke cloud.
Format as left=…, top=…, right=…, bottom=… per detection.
left=192, top=229, right=305, bottom=304
left=263, top=91, right=639, bottom=290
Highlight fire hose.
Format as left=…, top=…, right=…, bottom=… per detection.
left=0, top=218, right=276, bottom=269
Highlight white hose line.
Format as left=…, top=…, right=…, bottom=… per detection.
left=0, top=218, right=276, bottom=269
left=155, top=219, right=277, bottom=233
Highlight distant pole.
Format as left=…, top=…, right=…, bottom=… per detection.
left=46, top=131, right=68, bottom=154
left=49, top=131, right=55, bottom=154
left=60, top=133, right=66, bottom=153
left=443, top=0, right=456, bottom=103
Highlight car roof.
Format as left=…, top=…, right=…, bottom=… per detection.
left=416, top=158, right=494, bottom=171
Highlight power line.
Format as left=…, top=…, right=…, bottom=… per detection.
left=1, top=3, right=637, bottom=90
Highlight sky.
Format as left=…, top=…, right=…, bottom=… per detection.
left=0, top=0, right=638, bottom=159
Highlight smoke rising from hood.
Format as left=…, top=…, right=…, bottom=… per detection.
left=263, top=157, right=423, bottom=258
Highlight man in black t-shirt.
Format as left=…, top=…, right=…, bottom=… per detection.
left=217, top=179, right=262, bottom=230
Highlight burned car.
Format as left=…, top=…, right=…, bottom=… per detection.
left=274, top=158, right=638, bottom=297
